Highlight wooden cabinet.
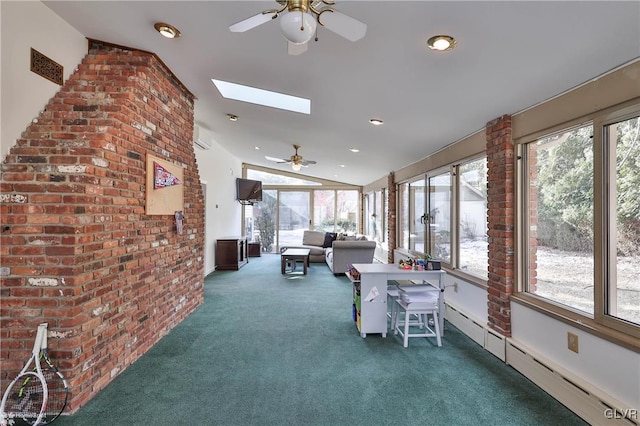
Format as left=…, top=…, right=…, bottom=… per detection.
left=247, top=242, right=261, bottom=257
left=215, top=236, right=248, bottom=271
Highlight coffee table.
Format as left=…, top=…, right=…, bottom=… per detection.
left=281, top=248, right=311, bottom=275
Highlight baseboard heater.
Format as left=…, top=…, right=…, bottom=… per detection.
left=445, top=303, right=637, bottom=425
left=506, top=340, right=638, bottom=426
left=445, top=302, right=506, bottom=361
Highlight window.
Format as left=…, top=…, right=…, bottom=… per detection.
left=428, top=171, right=452, bottom=264
left=313, top=190, right=359, bottom=233
left=314, top=190, right=335, bottom=232
left=243, top=165, right=361, bottom=252
left=524, top=124, right=595, bottom=314
left=374, top=190, right=383, bottom=241
left=410, top=178, right=426, bottom=253
left=398, top=182, right=410, bottom=250
left=248, top=189, right=277, bottom=252
left=604, top=115, right=640, bottom=327
left=336, top=190, right=359, bottom=233
left=521, top=113, right=640, bottom=336
left=365, top=190, right=385, bottom=242
left=458, top=158, right=488, bottom=279
left=397, top=158, right=487, bottom=280
left=397, top=177, right=426, bottom=253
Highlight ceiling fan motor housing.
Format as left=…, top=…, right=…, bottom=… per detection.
left=284, top=0, right=310, bottom=13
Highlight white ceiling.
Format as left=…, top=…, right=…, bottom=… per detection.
left=43, top=1, right=640, bottom=185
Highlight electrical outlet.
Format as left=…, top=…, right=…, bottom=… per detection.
left=568, top=332, right=579, bottom=353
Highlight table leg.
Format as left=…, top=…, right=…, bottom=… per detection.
left=281, top=256, right=286, bottom=274
left=303, top=257, right=308, bottom=275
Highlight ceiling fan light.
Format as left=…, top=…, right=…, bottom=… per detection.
left=280, top=11, right=317, bottom=44
left=291, top=163, right=302, bottom=171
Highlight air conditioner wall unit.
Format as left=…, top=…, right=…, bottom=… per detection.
left=193, top=124, right=214, bottom=150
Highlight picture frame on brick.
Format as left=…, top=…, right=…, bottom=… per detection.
left=146, top=154, right=184, bottom=215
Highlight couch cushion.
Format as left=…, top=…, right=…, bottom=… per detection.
left=302, top=230, right=326, bottom=247
left=281, top=244, right=325, bottom=257
left=336, top=233, right=368, bottom=241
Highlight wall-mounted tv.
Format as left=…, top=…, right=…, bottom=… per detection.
left=236, top=178, right=262, bottom=204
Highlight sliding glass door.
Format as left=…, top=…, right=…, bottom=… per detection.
left=278, top=191, right=310, bottom=249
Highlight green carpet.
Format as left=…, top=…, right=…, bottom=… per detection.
left=57, top=255, right=587, bottom=426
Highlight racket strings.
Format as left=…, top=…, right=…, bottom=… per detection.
left=3, top=374, right=46, bottom=424
left=41, top=371, right=66, bottom=416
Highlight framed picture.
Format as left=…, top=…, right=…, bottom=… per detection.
left=145, top=154, right=184, bottom=215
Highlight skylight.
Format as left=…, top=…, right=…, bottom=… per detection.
left=211, top=79, right=311, bottom=115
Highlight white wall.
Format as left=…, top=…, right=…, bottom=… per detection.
left=511, top=303, right=640, bottom=410
left=446, top=272, right=639, bottom=411
left=194, top=140, right=242, bottom=276
left=443, top=275, right=488, bottom=324
left=1, top=1, right=86, bottom=159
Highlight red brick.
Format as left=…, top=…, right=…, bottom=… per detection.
left=485, top=115, right=515, bottom=337
left=1, top=44, right=203, bottom=412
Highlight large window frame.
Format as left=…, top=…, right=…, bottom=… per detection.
left=516, top=102, right=640, bottom=341
left=242, top=164, right=361, bottom=253
left=365, top=189, right=386, bottom=243
left=520, top=123, right=596, bottom=315
left=396, top=156, right=488, bottom=284
left=597, top=108, right=640, bottom=337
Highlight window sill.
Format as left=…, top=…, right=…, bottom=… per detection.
left=511, top=293, right=640, bottom=354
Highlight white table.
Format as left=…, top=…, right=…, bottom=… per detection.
left=349, top=264, right=446, bottom=338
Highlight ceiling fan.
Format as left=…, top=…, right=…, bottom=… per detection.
left=229, top=0, right=367, bottom=55
left=266, top=144, right=317, bottom=171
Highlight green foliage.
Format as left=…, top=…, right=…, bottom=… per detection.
left=536, top=119, right=640, bottom=255
left=537, top=127, right=594, bottom=251
left=615, top=118, right=640, bottom=255
left=254, top=191, right=277, bottom=253
left=319, top=218, right=357, bottom=233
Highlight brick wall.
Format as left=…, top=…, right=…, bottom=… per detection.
left=387, top=172, right=396, bottom=263
left=0, top=41, right=204, bottom=412
left=486, top=115, right=515, bottom=336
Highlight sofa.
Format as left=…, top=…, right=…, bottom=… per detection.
left=280, top=230, right=376, bottom=275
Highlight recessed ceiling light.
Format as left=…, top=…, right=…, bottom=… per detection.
left=227, top=114, right=238, bottom=121
left=154, top=22, right=181, bottom=39
left=427, top=35, right=456, bottom=51
left=349, top=148, right=360, bottom=153
left=212, top=79, right=311, bottom=115
left=339, top=164, right=345, bottom=168
left=369, top=118, right=384, bottom=126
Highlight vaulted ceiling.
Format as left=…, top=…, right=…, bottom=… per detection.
left=44, top=1, right=640, bottom=185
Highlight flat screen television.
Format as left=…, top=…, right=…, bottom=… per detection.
left=236, top=178, right=262, bottom=203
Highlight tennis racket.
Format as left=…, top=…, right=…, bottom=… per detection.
left=0, top=324, right=48, bottom=426
left=37, top=324, right=68, bottom=424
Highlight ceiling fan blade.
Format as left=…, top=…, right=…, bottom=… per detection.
left=318, top=10, right=367, bottom=42
left=265, top=155, right=290, bottom=163
left=300, top=160, right=317, bottom=165
left=229, top=12, right=276, bottom=33
left=288, top=41, right=308, bottom=56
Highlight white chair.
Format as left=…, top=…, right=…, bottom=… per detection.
left=393, top=287, right=441, bottom=348
left=387, top=284, right=400, bottom=327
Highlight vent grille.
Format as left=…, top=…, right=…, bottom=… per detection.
left=30, top=48, right=63, bottom=86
